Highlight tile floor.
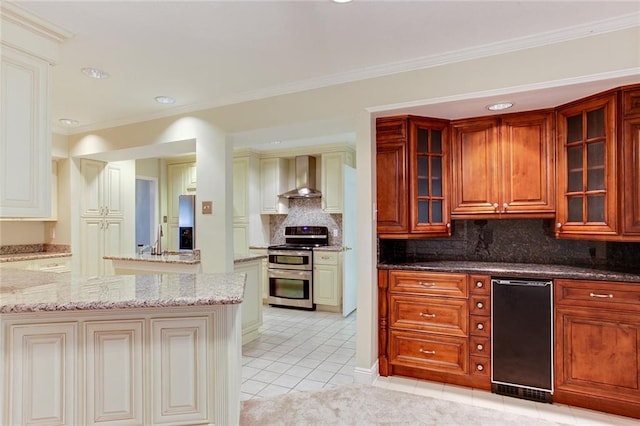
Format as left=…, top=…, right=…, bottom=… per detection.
left=242, top=306, right=639, bottom=425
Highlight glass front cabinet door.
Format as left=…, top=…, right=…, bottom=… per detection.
left=409, top=117, right=451, bottom=236
left=556, top=93, right=618, bottom=239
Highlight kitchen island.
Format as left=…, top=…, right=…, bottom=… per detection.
left=0, top=269, right=245, bottom=426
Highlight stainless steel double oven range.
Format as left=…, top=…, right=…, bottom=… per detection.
left=267, top=226, right=329, bottom=310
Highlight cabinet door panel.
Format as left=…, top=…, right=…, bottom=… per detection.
left=104, top=164, right=123, bottom=216
left=151, top=317, right=209, bottom=425
left=501, top=112, right=555, bottom=213
left=0, top=47, right=51, bottom=218
left=556, top=95, right=618, bottom=237
left=9, top=323, right=77, bottom=426
left=556, top=307, right=640, bottom=401
left=376, top=141, right=407, bottom=233
left=451, top=118, right=499, bottom=215
left=81, top=159, right=105, bottom=217
left=623, top=117, right=640, bottom=236
left=85, top=321, right=143, bottom=425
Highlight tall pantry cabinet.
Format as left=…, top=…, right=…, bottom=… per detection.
left=79, top=159, right=134, bottom=276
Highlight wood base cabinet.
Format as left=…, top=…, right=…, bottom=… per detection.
left=379, top=269, right=491, bottom=390
left=555, top=279, right=640, bottom=419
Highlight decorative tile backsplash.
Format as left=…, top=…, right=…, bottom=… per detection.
left=269, top=198, right=343, bottom=246
left=379, top=219, right=640, bottom=270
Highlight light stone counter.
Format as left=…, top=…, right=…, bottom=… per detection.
left=0, top=269, right=244, bottom=425
left=0, top=268, right=244, bottom=313
left=104, top=251, right=202, bottom=274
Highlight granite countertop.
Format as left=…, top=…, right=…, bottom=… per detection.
left=314, top=245, right=343, bottom=252
left=0, top=252, right=72, bottom=263
left=0, top=269, right=246, bottom=313
left=234, top=254, right=267, bottom=264
left=104, top=252, right=200, bottom=264
left=378, top=261, right=640, bottom=283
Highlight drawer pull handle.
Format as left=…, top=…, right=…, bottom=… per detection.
left=476, top=302, right=484, bottom=309
left=418, top=281, right=436, bottom=287
left=419, top=312, right=436, bottom=318
left=419, top=349, right=436, bottom=355
left=477, top=364, right=485, bottom=371
left=476, top=323, right=485, bottom=330
left=590, top=292, right=613, bottom=299
left=476, top=344, right=484, bottom=351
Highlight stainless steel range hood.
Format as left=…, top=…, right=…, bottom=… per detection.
left=279, top=155, right=322, bottom=199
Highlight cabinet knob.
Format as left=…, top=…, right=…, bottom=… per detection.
left=503, top=202, right=508, bottom=211
left=492, top=203, right=499, bottom=211
left=476, top=344, right=484, bottom=351
left=556, top=222, right=562, bottom=229
left=476, top=281, right=484, bottom=288
left=476, top=323, right=484, bottom=330
left=476, top=364, right=485, bottom=371
left=476, top=302, right=484, bottom=309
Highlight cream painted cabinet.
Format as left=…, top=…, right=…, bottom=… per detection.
left=151, top=317, right=209, bottom=425
left=249, top=248, right=269, bottom=302
left=313, top=250, right=342, bottom=307
left=233, top=157, right=250, bottom=254
left=167, top=161, right=196, bottom=250
left=0, top=46, right=52, bottom=218
left=234, top=259, right=264, bottom=344
left=85, top=320, right=144, bottom=425
left=260, top=157, right=289, bottom=214
left=7, top=322, right=77, bottom=425
left=321, top=150, right=355, bottom=213
left=80, top=159, right=129, bottom=276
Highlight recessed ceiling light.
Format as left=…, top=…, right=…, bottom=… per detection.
left=271, top=141, right=281, bottom=145
left=333, top=0, right=353, bottom=3
left=81, top=67, right=110, bottom=79
left=58, top=118, right=79, bottom=126
left=487, top=102, right=514, bottom=111
left=155, top=96, right=176, bottom=104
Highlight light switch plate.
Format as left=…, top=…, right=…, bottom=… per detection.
left=202, top=201, right=213, bottom=215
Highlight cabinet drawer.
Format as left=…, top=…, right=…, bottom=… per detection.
left=470, top=336, right=490, bottom=357
left=390, top=295, right=468, bottom=336
left=470, top=275, right=490, bottom=295
left=389, top=271, right=468, bottom=298
left=470, top=355, right=490, bottom=378
left=314, top=251, right=338, bottom=265
left=470, top=295, right=490, bottom=316
left=556, top=279, right=640, bottom=313
left=389, top=330, right=468, bottom=375
left=470, top=315, right=490, bottom=338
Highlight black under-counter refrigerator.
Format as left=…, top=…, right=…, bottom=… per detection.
left=491, top=277, right=553, bottom=403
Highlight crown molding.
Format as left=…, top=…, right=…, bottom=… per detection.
left=62, top=12, right=639, bottom=135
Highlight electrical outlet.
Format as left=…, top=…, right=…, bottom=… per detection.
left=202, top=201, right=213, bottom=215
left=333, top=229, right=338, bottom=237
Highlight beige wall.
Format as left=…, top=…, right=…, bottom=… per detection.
left=0, top=222, right=46, bottom=245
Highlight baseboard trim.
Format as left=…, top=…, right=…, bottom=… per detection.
left=353, top=360, right=379, bottom=385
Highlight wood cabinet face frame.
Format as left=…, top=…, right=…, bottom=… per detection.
left=622, top=87, right=640, bottom=237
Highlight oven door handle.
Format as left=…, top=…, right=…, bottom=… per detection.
left=268, top=250, right=311, bottom=257
left=268, top=269, right=312, bottom=279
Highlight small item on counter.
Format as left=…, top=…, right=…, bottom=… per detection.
left=137, top=244, right=144, bottom=255
left=151, top=246, right=156, bottom=255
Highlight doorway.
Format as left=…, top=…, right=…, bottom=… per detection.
left=135, top=177, right=158, bottom=250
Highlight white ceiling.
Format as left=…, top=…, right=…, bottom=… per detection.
left=7, top=0, right=640, bottom=151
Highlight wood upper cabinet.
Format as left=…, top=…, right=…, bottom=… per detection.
left=622, top=87, right=640, bottom=238
left=451, top=111, right=555, bottom=217
left=556, top=93, right=618, bottom=239
left=376, top=116, right=451, bottom=237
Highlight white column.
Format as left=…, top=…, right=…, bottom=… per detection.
left=354, top=109, right=379, bottom=384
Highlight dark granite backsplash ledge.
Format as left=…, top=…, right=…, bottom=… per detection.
left=378, top=219, right=640, bottom=273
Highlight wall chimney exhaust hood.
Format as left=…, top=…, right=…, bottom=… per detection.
left=279, top=155, right=322, bottom=199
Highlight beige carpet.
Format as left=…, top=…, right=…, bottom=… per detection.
left=240, top=384, right=567, bottom=425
